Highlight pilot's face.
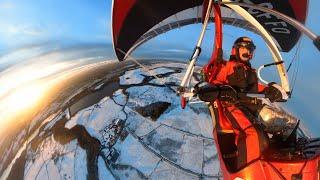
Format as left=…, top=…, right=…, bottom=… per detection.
left=238, top=46, right=254, bottom=62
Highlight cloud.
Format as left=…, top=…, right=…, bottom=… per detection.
left=0, top=56, right=82, bottom=98
left=0, top=23, right=47, bottom=49
left=160, top=49, right=189, bottom=53
left=0, top=2, right=14, bottom=10
left=7, top=23, right=46, bottom=36
left=0, top=42, right=114, bottom=98
left=22, top=26, right=45, bottom=36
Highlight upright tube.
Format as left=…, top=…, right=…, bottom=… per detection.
left=179, top=0, right=214, bottom=109
left=180, top=0, right=213, bottom=88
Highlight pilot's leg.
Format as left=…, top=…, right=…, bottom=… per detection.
left=224, top=105, right=268, bottom=169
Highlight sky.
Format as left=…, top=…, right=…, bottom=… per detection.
left=0, top=0, right=319, bottom=135
left=0, top=0, right=111, bottom=52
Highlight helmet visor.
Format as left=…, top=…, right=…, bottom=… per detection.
left=235, top=42, right=256, bottom=52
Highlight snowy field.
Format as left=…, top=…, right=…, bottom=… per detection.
left=1, top=61, right=221, bottom=179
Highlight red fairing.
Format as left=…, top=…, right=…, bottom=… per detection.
left=213, top=152, right=320, bottom=180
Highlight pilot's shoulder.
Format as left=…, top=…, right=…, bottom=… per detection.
left=225, top=60, right=243, bottom=69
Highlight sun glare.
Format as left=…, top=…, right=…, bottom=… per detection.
left=0, top=82, right=48, bottom=134
left=6, top=83, right=45, bottom=111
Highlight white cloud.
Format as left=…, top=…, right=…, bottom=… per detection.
left=0, top=45, right=45, bottom=66
left=0, top=44, right=110, bottom=98
left=7, top=24, right=46, bottom=36
left=7, top=25, right=19, bottom=34
left=0, top=21, right=47, bottom=47
left=23, top=26, right=45, bottom=36
left=160, top=49, right=189, bottom=53
left=0, top=2, right=14, bottom=10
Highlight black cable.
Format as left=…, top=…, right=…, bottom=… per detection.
left=286, top=40, right=301, bottom=72
left=290, top=41, right=302, bottom=96
left=266, top=161, right=286, bottom=180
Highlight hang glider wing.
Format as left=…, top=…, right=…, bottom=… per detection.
left=111, top=0, right=308, bottom=61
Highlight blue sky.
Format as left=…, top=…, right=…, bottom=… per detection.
left=0, top=0, right=319, bottom=135
left=0, top=0, right=111, bottom=50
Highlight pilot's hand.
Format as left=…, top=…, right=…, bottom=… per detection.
left=264, top=82, right=288, bottom=102
left=193, top=82, right=219, bottom=102
left=218, top=85, right=238, bottom=102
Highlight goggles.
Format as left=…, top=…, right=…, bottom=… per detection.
left=234, top=42, right=256, bottom=52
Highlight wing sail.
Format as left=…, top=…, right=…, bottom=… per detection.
left=111, top=0, right=308, bottom=61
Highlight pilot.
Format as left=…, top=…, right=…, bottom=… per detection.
left=196, top=37, right=298, bottom=169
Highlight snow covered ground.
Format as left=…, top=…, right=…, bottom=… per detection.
left=1, top=61, right=221, bottom=179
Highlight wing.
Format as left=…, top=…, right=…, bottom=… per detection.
left=111, top=0, right=308, bottom=61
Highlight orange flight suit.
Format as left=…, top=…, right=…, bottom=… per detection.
left=210, top=59, right=268, bottom=169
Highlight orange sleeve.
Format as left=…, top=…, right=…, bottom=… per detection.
left=258, top=83, right=266, bottom=92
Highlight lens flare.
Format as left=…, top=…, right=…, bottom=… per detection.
left=5, top=83, right=45, bottom=112
left=0, top=81, right=48, bottom=135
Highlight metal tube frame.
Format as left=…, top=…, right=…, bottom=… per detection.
left=221, top=1, right=320, bottom=51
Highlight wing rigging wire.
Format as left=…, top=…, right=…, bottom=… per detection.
left=287, top=40, right=302, bottom=97
left=290, top=47, right=301, bottom=96
left=116, top=48, right=179, bottom=94
left=287, top=39, right=302, bottom=72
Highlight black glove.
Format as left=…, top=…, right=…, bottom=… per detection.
left=218, top=85, right=238, bottom=102
left=193, top=83, right=220, bottom=102
left=194, top=83, right=238, bottom=102
left=264, top=82, right=286, bottom=102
